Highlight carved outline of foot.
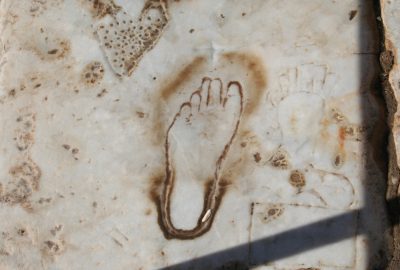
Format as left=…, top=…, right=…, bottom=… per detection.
left=156, top=77, right=244, bottom=239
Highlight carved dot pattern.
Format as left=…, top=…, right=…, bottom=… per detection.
left=95, top=0, right=168, bottom=76
left=81, top=61, right=105, bottom=86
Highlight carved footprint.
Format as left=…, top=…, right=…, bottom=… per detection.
left=156, top=77, right=243, bottom=239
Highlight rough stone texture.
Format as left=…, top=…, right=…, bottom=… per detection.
left=0, top=0, right=392, bottom=269
left=381, top=1, right=400, bottom=269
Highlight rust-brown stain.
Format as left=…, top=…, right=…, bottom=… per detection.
left=349, top=10, right=358, bottom=21
left=334, top=126, right=347, bottom=167
left=0, top=111, right=41, bottom=208
left=253, top=152, right=261, bottom=163
left=319, top=117, right=331, bottom=142
left=289, top=169, right=306, bottom=188
left=222, top=52, right=267, bottom=116
left=160, top=56, right=206, bottom=100
left=148, top=56, right=206, bottom=147
left=81, top=61, right=105, bottom=86
left=82, top=0, right=121, bottom=18
left=338, top=126, right=346, bottom=150
left=29, top=38, right=71, bottom=62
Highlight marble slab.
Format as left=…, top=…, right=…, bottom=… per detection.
left=0, top=0, right=390, bottom=269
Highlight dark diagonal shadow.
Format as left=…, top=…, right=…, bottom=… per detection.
left=158, top=197, right=399, bottom=270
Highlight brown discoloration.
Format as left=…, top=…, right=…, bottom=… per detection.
left=269, top=148, right=291, bottom=169
left=149, top=172, right=164, bottom=202
left=50, top=40, right=70, bottom=60
left=8, top=89, right=16, bottom=97
left=38, top=197, right=52, bottom=204
left=250, top=202, right=254, bottom=215
left=341, top=124, right=365, bottom=142
left=349, top=10, right=358, bottom=21
left=333, top=150, right=346, bottom=168
left=149, top=105, right=166, bottom=147
left=42, top=239, right=65, bottom=256
left=50, top=225, right=63, bottom=236
left=9, top=159, right=41, bottom=191
left=62, top=144, right=70, bottom=150
left=1, top=111, right=41, bottom=207
left=160, top=57, right=206, bottom=100
left=17, top=228, right=27, bottom=237
left=83, top=0, right=121, bottom=18
left=47, top=49, right=58, bottom=55
left=97, top=89, right=108, bottom=98
left=147, top=58, right=206, bottom=147
left=222, top=52, right=267, bottom=116
left=257, top=204, right=284, bottom=224
left=253, top=152, right=261, bottom=163
left=289, top=169, right=306, bottom=188
left=1, top=158, right=42, bottom=205
left=136, top=111, right=145, bottom=118
left=29, top=0, right=64, bottom=17
left=81, top=61, right=105, bottom=86
left=338, top=126, right=346, bottom=150
left=15, top=132, right=34, bottom=151
left=334, top=125, right=347, bottom=168
left=330, top=108, right=347, bottom=123
left=334, top=124, right=346, bottom=158
left=32, top=39, right=71, bottom=61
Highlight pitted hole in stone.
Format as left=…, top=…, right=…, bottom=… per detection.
left=9, top=159, right=41, bottom=191
left=289, top=169, right=306, bottom=188
left=81, top=61, right=105, bottom=86
left=258, top=204, right=284, bottom=224
left=15, top=132, right=34, bottom=152
left=1, top=158, right=41, bottom=205
left=268, top=148, right=291, bottom=170
left=332, top=150, right=346, bottom=169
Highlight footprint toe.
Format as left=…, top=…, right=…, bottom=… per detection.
left=224, top=81, right=243, bottom=113
left=178, top=102, right=192, bottom=120
left=207, top=78, right=223, bottom=106
left=190, top=91, right=202, bottom=112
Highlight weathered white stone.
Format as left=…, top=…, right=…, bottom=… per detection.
left=0, top=0, right=390, bottom=269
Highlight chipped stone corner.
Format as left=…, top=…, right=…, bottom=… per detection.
left=378, top=0, right=400, bottom=268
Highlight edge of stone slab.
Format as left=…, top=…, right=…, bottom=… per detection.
left=377, top=0, right=400, bottom=269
